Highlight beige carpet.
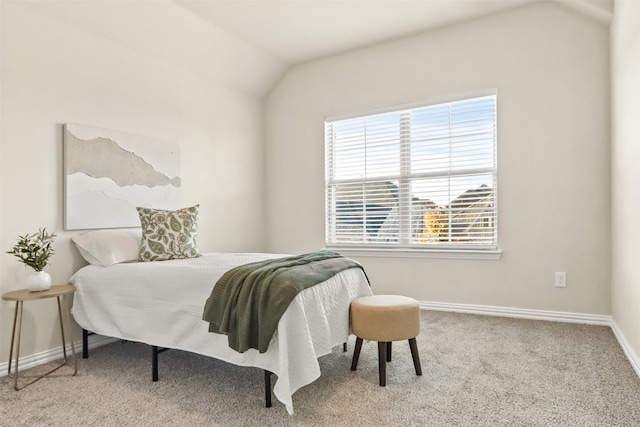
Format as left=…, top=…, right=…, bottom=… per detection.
left=2, top=311, right=640, bottom=426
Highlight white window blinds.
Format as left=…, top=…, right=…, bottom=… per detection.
left=325, top=94, right=497, bottom=250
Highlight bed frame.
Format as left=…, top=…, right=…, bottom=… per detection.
left=82, top=328, right=347, bottom=408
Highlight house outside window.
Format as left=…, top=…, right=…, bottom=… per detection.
left=325, top=92, right=498, bottom=256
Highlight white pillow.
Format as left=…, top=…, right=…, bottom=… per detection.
left=72, top=229, right=142, bottom=267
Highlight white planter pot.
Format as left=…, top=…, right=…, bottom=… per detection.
left=27, top=271, right=51, bottom=292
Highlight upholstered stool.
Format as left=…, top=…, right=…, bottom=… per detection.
left=350, top=295, right=422, bottom=386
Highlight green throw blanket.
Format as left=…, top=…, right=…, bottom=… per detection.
left=203, top=250, right=367, bottom=353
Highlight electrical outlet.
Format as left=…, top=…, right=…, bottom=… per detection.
left=555, top=272, right=567, bottom=288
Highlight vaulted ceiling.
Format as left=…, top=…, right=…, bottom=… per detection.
left=9, top=0, right=613, bottom=96
left=174, top=0, right=613, bottom=65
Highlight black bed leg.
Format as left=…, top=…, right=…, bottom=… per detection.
left=82, top=329, right=89, bottom=359
left=264, top=370, right=272, bottom=408
left=152, top=346, right=159, bottom=382
left=151, top=346, right=169, bottom=382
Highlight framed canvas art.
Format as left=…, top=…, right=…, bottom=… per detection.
left=64, top=124, right=181, bottom=230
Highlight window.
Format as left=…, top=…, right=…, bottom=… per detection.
left=325, top=93, right=497, bottom=254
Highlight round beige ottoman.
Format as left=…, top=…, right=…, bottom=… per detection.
left=350, top=295, right=422, bottom=386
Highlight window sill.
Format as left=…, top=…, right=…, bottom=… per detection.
left=326, top=246, right=502, bottom=260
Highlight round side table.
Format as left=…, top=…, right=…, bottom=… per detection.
left=2, top=284, right=78, bottom=390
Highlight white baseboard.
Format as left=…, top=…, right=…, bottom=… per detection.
left=0, top=333, right=116, bottom=377
left=3, top=303, right=639, bottom=384
left=421, top=301, right=612, bottom=325
left=610, top=320, right=640, bottom=378
left=420, top=300, right=640, bottom=380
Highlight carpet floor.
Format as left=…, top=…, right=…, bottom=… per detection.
left=2, top=311, right=640, bottom=426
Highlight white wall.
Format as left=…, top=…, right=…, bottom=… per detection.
left=0, top=0, right=618, bottom=369
left=0, top=1, right=284, bottom=363
left=611, top=0, right=640, bottom=368
left=0, top=1, right=4, bottom=346
left=265, top=3, right=611, bottom=314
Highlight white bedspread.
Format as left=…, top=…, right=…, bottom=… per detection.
left=69, top=252, right=372, bottom=414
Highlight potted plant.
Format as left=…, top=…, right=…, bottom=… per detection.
left=7, top=227, right=56, bottom=291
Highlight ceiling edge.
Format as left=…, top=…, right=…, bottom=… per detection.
left=553, top=0, right=613, bottom=25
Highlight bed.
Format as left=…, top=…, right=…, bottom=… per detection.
left=69, top=251, right=372, bottom=414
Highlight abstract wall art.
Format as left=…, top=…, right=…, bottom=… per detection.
left=64, top=123, right=181, bottom=230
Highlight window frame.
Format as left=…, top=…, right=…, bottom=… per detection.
left=324, top=89, right=501, bottom=260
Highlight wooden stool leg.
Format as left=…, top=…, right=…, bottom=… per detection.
left=408, top=338, right=422, bottom=376
left=378, top=341, right=387, bottom=386
left=351, top=337, right=363, bottom=371
left=387, top=341, right=392, bottom=362
left=264, top=370, right=272, bottom=408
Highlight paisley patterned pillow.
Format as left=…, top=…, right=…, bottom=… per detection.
left=137, top=205, right=201, bottom=262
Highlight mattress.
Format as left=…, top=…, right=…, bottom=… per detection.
left=69, top=252, right=372, bottom=414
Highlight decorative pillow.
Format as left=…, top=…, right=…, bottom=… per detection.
left=137, top=205, right=201, bottom=262
left=72, top=229, right=142, bottom=267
